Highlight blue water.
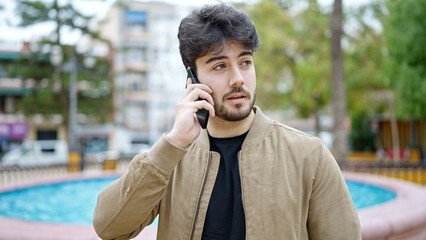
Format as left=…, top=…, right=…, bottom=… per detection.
left=346, top=180, right=397, bottom=209
left=0, top=178, right=395, bottom=225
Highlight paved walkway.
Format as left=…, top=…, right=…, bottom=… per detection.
left=0, top=216, right=157, bottom=240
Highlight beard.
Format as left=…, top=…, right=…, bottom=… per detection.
left=214, top=87, right=256, bottom=121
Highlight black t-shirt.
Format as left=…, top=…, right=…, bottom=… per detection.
left=201, top=132, right=248, bottom=240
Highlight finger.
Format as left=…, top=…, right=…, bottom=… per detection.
left=186, top=78, right=192, bottom=87
left=192, top=100, right=215, bottom=117
left=185, top=80, right=213, bottom=94
left=182, top=78, right=193, bottom=98
left=186, top=88, right=214, bottom=106
left=183, top=79, right=212, bottom=99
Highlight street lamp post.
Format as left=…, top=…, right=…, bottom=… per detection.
left=51, top=48, right=80, bottom=171
left=66, top=53, right=96, bottom=171
left=51, top=47, right=95, bottom=171
left=68, top=56, right=79, bottom=155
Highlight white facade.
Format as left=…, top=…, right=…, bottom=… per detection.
left=97, top=1, right=188, bottom=153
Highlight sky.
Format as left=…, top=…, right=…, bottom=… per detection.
left=0, top=0, right=372, bottom=46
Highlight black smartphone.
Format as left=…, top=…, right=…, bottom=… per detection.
left=187, top=69, right=209, bottom=129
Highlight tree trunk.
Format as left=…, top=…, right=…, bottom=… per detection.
left=330, top=0, right=348, bottom=164
left=50, top=0, right=62, bottom=90
left=389, top=98, right=400, bottom=164
left=313, top=93, right=321, bottom=137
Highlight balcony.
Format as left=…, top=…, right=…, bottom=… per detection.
left=121, top=32, right=152, bottom=42
left=123, top=62, right=153, bottom=72
left=123, top=91, right=150, bottom=103
left=0, top=78, right=31, bottom=95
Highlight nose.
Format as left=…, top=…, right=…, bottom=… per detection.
left=228, top=65, right=245, bottom=87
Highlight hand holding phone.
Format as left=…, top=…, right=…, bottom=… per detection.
left=165, top=69, right=213, bottom=148
left=187, top=69, right=209, bottom=129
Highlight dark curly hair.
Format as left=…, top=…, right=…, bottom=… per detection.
left=178, top=4, right=261, bottom=72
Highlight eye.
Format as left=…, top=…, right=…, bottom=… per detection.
left=241, top=59, right=252, bottom=67
left=213, top=63, right=226, bottom=70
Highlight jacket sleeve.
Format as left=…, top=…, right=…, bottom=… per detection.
left=93, top=135, right=187, bottom=239
left=307, top=140, right=362, bottom=240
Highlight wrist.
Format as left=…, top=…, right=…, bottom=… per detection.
left=165, top=132, right=189, bottom=149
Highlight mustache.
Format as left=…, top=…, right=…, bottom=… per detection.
left=222, top=87, right=251, bottom=100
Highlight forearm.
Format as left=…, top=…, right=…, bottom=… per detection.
left=307, top=140, right=361, bottom=239
left=93, top=135, right=187, bottom=239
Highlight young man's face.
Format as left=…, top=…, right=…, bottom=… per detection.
left=195, top=42, right=256, bottom=122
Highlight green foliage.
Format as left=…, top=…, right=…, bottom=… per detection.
left=291, top=0, right=331, bottom=117
left=384, top=0, right=426, bottom=119
left=13, top=0, right=112, bottom=123
left=7, top=54, right=52, bottom=80
left=248, top=0, right=295, bottom=110
left=16, top=0, right=102, bottom=41
left=246, top=0, right=425, bottom=151
left=392, top=64, right=426, bottom=119
left=385, top=0, right=426, bottom=68
left=79, top=95, right=113, bottom=123
left=16, top=1, right=51, bottom=26
left=76, top=58, right=112, bottom=123
left=349, top=113, right=377, bottom=151
left=20, top=89, right=65, bottom=116
left=248, top=0, right=331, bottom=118
left=344, top=1, right=390, bottom=117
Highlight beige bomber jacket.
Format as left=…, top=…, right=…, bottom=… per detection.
left=93, top=107, right=361, bottom=240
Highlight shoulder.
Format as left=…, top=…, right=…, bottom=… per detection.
left=268, top=120, right=334, bottom=172
left=247, top=106, right=330, bottom=159
left=270, top=120, right=324, bottom=149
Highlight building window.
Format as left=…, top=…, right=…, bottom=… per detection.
left=125, top=10, right=148, bottom=34
left=125, top=48, right=146, bottom=64
left=37, top=130, right=57, bottom=140
left=125, top=104, right=148, bottom=127
left=126, top=72, right=147, bottom=92
left=125, top=10, right=147, bottom=24
left=0, top=65, right=6, bottom=78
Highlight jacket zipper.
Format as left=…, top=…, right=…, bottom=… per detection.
left=190, top=151, right=212, bottom=240
left=238, top=151, right=247, bottom=239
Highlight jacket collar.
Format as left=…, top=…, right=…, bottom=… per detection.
left=198, top=106, right=272, bottom=150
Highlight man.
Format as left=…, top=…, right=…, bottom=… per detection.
left=93, top=4, right=361, bottom=240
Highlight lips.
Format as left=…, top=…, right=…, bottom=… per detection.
left=222, top=87, right=251, bottom=104
left=225, top=93, right=248, bottom=105
left=227, top=93, right=246, bottom=100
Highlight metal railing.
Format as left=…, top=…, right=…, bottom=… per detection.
left=342, top=162, right=426, bottom=185
left=2, top=159, right=424, bottom=187
left=0, top=160, right=130, bottom=186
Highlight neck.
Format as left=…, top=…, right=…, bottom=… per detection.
left=207, top=110, right=255, bottom=138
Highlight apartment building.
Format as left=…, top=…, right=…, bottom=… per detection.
left=96, top=1, right=187, bottom=153
left=0, top=40, right=114, bottom=160
left=0, top=41, right=65, bottom=158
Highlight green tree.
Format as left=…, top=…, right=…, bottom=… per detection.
left=349, top=113, right=376, bottom=151
left=344, top=1, right=390, bottom=152
left=16, top=0, right=102, bottom=45
left=14, top=0, right=112, bottom=123
left=248, top=0, right=331, bottom=136
left=384, top=0, right=426, bottom=119
left=345, top=1, right=389, bottom=116
left=291, top=0, right=331, bottom=136
left=247, top=0, right=295, bottom=110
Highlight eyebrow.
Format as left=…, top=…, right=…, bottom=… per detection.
left=205, top=50, right=253, bottom=64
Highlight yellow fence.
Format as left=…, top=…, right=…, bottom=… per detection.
left=346, top=151, right=426, bottom=185
left=346, top=165, right=426, bottom=185
left=362, top=168, right=426, bottom=185
left=348, top=150, right=422, bottom=165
